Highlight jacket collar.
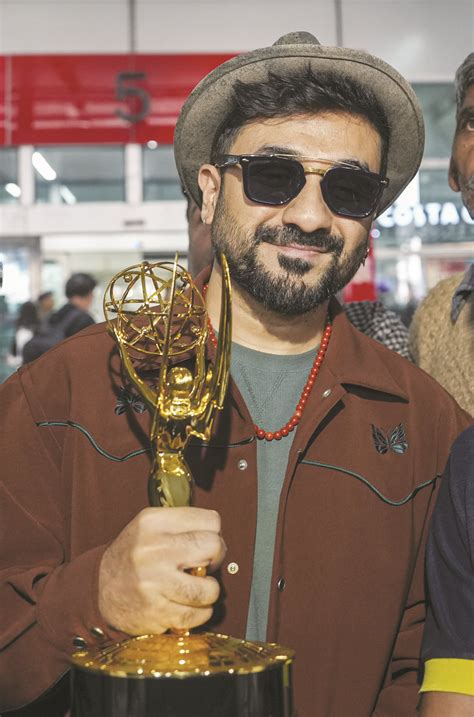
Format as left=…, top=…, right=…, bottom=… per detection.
left=196, top=266, right=409, bottom=403
left=325, top=298, right=409, bottom=401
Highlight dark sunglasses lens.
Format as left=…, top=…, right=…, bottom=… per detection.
left=323, top=167, right=381, bottom=217
left=246, top=158, right=304, bottom=204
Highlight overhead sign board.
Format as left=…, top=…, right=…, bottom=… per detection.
left=0, top=54, right=234, bottom=146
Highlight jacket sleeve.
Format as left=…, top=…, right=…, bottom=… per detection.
left=0, top=368, right=126, bottom=712
left=372, top=400, right=472, bottom=717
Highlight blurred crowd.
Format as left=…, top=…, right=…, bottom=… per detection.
left=6, top=273, right=97, bottom=367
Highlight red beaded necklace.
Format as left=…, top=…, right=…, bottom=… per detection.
left=203, top=284, right=332, bottom=441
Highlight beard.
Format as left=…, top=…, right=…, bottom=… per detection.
left=461, top=174, right=474, bottom=219
left=210, top=194, right=369, bottom=316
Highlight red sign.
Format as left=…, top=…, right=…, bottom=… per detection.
left=0, top=56, right=6, bottom=145
left=0, top=54, right=234, bottom=146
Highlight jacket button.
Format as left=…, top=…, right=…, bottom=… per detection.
left=238, top=459, right=248, bottom=471
left=227, top=561, right=239, bottom=575
left=322, top=389, right=332, bottom=398
left=90, top=626, right=106, bottom=639
left=277, top=577, right=286, bottom=592
left=73, top=636, right=88, bottom=649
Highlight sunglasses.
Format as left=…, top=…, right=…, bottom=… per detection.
left=215, top=154, right=389, bottom=219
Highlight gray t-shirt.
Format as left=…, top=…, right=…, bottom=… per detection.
left=230, top=342, right=317, bottom=641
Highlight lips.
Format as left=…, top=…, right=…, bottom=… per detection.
left=273, top=243, right=329, bottom=253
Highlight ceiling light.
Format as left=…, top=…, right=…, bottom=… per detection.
left=32, top=151, right=57, bottom=181
left=5, top=182, right=21, bottom=198
left=59, top=185, right=77, bottom=205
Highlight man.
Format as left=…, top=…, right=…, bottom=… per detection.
left=417, top=52, right=474, bottom=716
left=409, top=52, right=474, bottom=416
left=50, top=273, right=97, bottom=338
left=186, top=192, right=412, bottom=358
left=22, top=272, right=97, bottom=363
left=0, top=33, right=470, bottom=716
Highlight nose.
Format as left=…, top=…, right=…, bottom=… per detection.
left=281, top=174, right=333, bottom=234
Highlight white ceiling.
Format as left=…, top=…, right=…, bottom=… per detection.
left=0, top=0, right=473, bottom=80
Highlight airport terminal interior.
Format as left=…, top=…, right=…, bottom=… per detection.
left=0, top=0, right=473, bottom=381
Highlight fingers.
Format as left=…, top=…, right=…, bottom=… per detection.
left=161, top=571, right=221, bottom=608
left=167, top=605, right=214, bottom=632
left=174, top=530, right=227, bottom=572
left=98, top=507, right=225, bottom=635
left=137, top=529, right=227, bottom=575
left=140, top=507, right=221, bottom=536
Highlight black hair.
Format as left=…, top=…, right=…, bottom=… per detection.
left=455, top=52, right=474, bottom=119
left=211, top=65, right=390, bottom=176
left=16, top=301, right=39, bottom=330
left=38, top=291, right=53, bottom=302
left=65, top=273, right=97, bottom=299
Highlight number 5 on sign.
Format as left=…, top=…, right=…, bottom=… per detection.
left=115, top=71, right=150, bottom=123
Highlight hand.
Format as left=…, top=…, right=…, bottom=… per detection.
left=98, top=507, right=226, bottom=635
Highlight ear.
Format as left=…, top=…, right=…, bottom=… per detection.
left=198, top=165, right=221, bottom=224
left=448, top=156, right=461, bottom=192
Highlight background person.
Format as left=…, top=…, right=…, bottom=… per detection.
left=52, top=272, right=97, bottom=337
left=22, top=272, right=97, bottom=363
left=409, top=266, right=473, bottom=415
left=6, top=300, right=39, bottom=368
left=419, top=426, right=474, bottom=716
left=410, top=52, right=474, bottom=416
left=417, top=51, right=474, bottom=716
left=36, top=290, right=55, bottom=330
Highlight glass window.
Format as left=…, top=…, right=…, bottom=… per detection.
left=0, top=148, right=20, bottom=203
left=413, top=83, right=456, bottom=159
left=33, top=146, right=125, bottom=203
left=143, top=145, right=182, bottom=200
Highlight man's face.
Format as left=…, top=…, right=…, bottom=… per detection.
left=82, top=291, right=94, bottom=311
left=449, top=83, right=474, bottom=218
left=200, top=112, right=381, bottom=315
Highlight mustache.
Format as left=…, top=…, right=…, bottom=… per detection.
left=254, top=225, right=344, bottom=256
left=464, top=175, right=474, bottom=191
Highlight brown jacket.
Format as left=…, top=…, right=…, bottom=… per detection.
left=0, top=300, right=470, bottom=716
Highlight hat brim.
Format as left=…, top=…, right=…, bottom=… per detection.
left=174, top=43, right=424, bottom=217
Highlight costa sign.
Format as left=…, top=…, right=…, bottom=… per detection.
left=377, top=201, right=474, bottom=229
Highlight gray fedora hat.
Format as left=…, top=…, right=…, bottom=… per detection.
left=174, top=31, right=424, bottom=217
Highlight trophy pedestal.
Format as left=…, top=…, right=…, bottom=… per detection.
left=71, top=632, right=295, bottom=717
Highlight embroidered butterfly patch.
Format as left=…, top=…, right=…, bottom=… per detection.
left=114, top=386, right=146, bottom=416
left=371, top=423, right=408, bottom=455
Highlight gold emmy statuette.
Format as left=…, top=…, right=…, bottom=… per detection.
left=70, top=255, right=295, bottom=717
